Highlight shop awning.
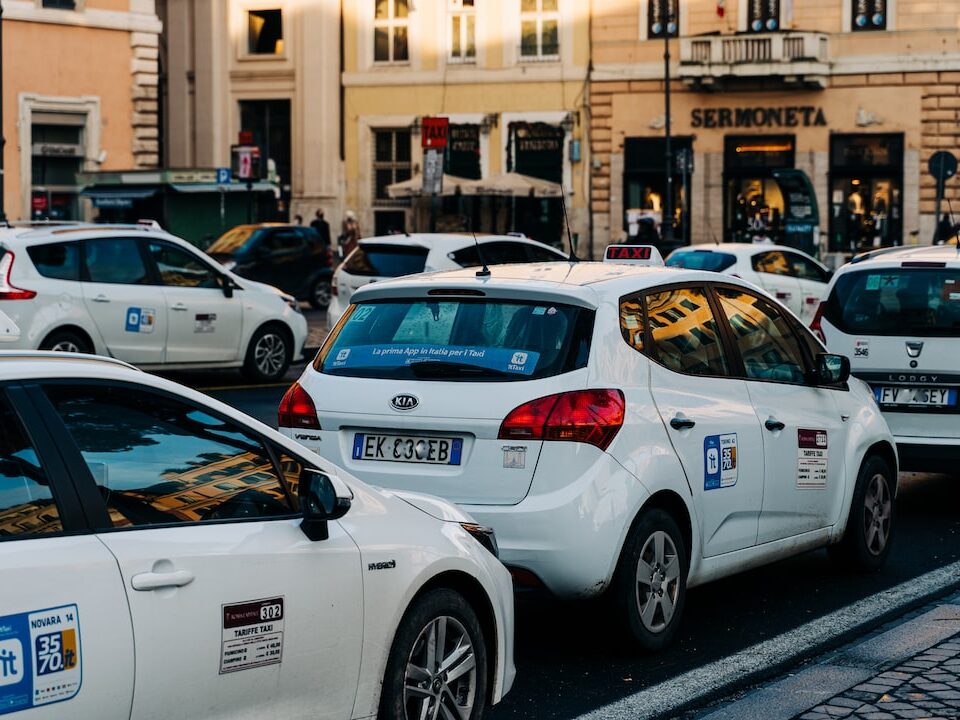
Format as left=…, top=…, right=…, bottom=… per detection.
left=461, top=172, right=562, bottom=198
left=170, top=182, right=277, bottom=193
left=81, top=186, right=158, bottom=209
left=386, top=174, right=475, bottom=198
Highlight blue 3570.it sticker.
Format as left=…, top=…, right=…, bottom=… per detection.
left=0, top=604, right=82, bottom=715
left=124, top=307, right=156, bottom=334
left=703, top=433, right=738, bottom=490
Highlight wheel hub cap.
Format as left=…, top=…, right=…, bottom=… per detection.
left=636, top=531, right=680, bottom=633
left=403, top=615, right=477, bottom=720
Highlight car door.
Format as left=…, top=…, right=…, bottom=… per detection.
left=784, top=251, right=831, bottom=324
left=33, top=381, right=364, bottom=720
left=751, top=250, right=803, bottom=317
left=146, top=240, right=243, bottom=363
left=80, top=237, right=167, bottom=363
left=0, top=386, right=134, bottom=719
left=713, top=286, right=848, bottom=543
left=642, top=284, right=765, bottom=558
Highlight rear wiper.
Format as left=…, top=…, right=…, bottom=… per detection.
left=407, top=360, right=513, bottom=378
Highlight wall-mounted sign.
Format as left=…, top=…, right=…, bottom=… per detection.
left=852, top=0, right=886, bottom=31
left=647, top=0, right=679, bottom=38
left=445, top=124, right=481, bottom=180
left=421, top=117, right=450, bottom=150
left=691, top=106, right=827, bottom=129
left=747, top=0, right=780, bottom=32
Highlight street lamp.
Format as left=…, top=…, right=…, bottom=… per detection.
left=662, top=1, right=676, bottom=247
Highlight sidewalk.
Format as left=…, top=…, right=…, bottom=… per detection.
left=693, top=593, right=960, bottom=720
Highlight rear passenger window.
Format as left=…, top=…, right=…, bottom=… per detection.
left=644, top=287, right=729, bottom=376
left=28, top=242, right=80, bottom=281
left=752, top=251, right=791, bottom=276
left=43, top=385, right=296, bottom=529
left=83, top=238, right=148, bottom=285
left=0, top=397, right=62, bottom=538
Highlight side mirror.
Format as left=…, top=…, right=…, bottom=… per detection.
left=218, top=274, right=234, bottom=299
left=816, top=353, right=850, bottom=386
left=299, top=469, right=351, bottom=541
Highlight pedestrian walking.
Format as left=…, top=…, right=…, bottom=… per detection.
left=338, top=210, right=361, bottom=258
left=311, top=209, right=332, bottom=247
left=293, top=214, right=303, bottom=225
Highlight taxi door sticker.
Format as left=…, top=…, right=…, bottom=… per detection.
left=797, top=429, right=828, bottom=488
left=703, top=433, right=738, bottom=490
left=194, top=313, right=217, bottom=334
left=220, top=597, right=284, bottom=674
left=124, top=307, right=156, bottom=334
left=0, top=604, right=81, bottom=716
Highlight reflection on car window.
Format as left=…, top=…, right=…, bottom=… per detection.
left=84, top=238, right=149, bottom=285
left=752, top=251, right=791, bottom=276
left=785, top=252, right=828, bottom=282
left=716, top=288, right=808, bottom=383
left=644, top=287, right=729, bottom=376
left=619, top=298, right=645, bottom=353
left=44, top=385, right=295, bottom=528
left=148, top=243, right=219, bottom=288
left=0, top=397, right=61, bottom=537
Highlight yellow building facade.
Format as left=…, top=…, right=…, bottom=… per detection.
left=590, top=0, right=960, bottom=258
left=343, top=0, right=591, bottom=249
left=2, top=0, right=162, bottom=221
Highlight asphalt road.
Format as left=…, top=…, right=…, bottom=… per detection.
left=166, top=346, right=960, bottom=720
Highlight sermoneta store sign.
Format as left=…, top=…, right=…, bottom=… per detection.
left=691, top=106, right=828, bottom=129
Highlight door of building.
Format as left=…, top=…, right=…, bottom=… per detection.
left=724, top=135, right=795, bottom=244
left=623, top=137, right=694, bottom=247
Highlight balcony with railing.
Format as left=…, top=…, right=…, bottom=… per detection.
left=679, top=32, right=830, bottom=89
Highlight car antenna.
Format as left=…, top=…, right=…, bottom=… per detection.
left=560, top=191, right=580, bottom=262
left=472, top=227, right=491, bottom=277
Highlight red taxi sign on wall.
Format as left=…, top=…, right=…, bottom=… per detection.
left=603, top=245, right=665, bottom=267
left=421, top=117, right=450, bottom=150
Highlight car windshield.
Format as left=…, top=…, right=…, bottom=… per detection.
left=315, top=299, right=593, bottom=381
left=342, top=244, right=429, bottom=277
left=666, top=251, right=737, bottom=272
left=207, top=227, right=263, bottom=255
left=825, top=267, right=960, bottom=337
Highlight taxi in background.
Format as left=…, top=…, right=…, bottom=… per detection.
left=282, top=244, right=897, bottom=650
left=0, top=222, right=307, bottom=382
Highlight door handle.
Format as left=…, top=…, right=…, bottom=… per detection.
left=765, top=417, right=786, bottom=432
left=669, top=416, right=696, bottom=431
left=171, top=303, right=188, bottom=312
left=92, top=295, right=110, bottom=303
left=131, top=569, right=195, bottom=591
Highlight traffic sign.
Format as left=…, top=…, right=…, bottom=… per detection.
left=216, top=168, right=231, bottom=185
left=423, top=149, right=444, bottom=195
left=230, top=145, right=261, bottom=181
left=421, top=117, right=449, bottom=150
left=929, top=151, right=957, bottom=192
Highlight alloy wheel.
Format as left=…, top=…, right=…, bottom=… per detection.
left=313, top=281, right=331, bottom=307
left=403, top=615, right=477, bottom=720
left=50, top=340, right=81, bottom=353
left=254, top=333, right=287, bottom=377
left=863, top=472, right=892, bottom=556
left=635, top=530, right=681, bottom=634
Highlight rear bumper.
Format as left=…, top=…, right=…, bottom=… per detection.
left=895, top=438, right=960, bottom=473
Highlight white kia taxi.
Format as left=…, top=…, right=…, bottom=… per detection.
left=0, top=351, right=514, bottom=720
left=0, top=223, right=308, bottom=382
left=283, top=247, right=897, bottom=650
left=812, top=244, right=960, bottom=473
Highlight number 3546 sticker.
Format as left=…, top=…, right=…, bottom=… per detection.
left=0, top=604, right=82, bottom=716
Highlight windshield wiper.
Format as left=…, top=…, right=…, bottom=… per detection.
left=407, top=360, right=513, bottom=379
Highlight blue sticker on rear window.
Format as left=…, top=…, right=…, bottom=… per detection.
left=327, top=344, right=541, bottom=375
left=0, top=604, right=81, bottom=715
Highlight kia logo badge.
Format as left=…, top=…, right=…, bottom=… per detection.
left=390, top=394, right=419, bottom=412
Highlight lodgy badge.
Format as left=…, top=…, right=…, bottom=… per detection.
left=390, top=394, right=419, bottom=411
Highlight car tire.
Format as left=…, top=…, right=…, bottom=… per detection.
left=378, top=588, right=488, bottom=720
left=242, top=324, right=291, bottom=383
left=612, top=508, right=687, bottom=652
left=40, top=329, right=92, bottom=354
left=308, top=278, right=332, bottom=311
left=829, top=455, right=895, bottom=571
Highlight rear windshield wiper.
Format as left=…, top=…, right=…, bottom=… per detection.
left=407, top=360, right=514, bottom=378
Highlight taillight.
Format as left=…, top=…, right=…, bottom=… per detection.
left=0, top=252, right=36, bottom=300
left=810, top=301, right=827, bottom=344
left=278, top=382, right=321, bottom=429
left=498, top=389, right=625, bottom=451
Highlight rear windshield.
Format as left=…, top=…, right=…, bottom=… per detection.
left=666, top=251, right=737, bottom=272
left=342, top=244, right=429, bottom=278
left=315, top=299, right=594, bottom=381
left=825, top=267, right=960, bottom=337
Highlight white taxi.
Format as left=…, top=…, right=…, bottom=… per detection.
left=0, top=351, right=514, bottom=720
left=0, top=223, right=308, bottom=382
left=283, top=247, right=897, bottom=650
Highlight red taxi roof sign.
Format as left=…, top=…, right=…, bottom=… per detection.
left=603, top=244, right=664, bottom=267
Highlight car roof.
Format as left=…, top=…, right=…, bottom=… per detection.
left=670, top=242, right=807, bottom=258
left=351, top=261, right=730, bottom=306
left=0, top=222, right=177, bottom=245
left=357, top=233, right=561, bottom=252
left=0, top=351, right=140, bottom=374
left=840, top=244, right=960, bottom=271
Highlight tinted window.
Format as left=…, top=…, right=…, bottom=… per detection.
left=263, top=229, right=305, bottom=252
left=0, top=398, right=61, bottom=538
left=751, top=250, right=792, bottom=276
left=526, top=244, right=564, bottom=262
left=644, top=287, right=729, bottom=376
left=28, top=242, right=80, bottom=281
left=482, top=242, right=528, bottom=265
left=666, top=251, right=737, bottom=273
left=44, top=385, right=295, bottom=528
left=148, top=242, right=219, bottom=288
left=342, top=244, right=428, bottom=277
left=84, top=238, right=148, bottom=285
left=784, top=252, right=830, bottom=283
left=716, top=287, right=808, bottom=383
left=316, top=299, right=593, bottom=381
left=824, top=268, right=960, bottom=337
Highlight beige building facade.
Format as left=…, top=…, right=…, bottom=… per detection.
left=1, top=0, right=162, bottom=221
left=590, top=0, right=960, bottom=259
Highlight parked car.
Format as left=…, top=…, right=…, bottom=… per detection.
left=666, top=243, right=832, bottom=324
left=0, top=351, right=514, bottom=720
left=282, top=251, right=897, bottom=650
left=207, top=223, right=335, bottom=311
left=0, top=223, right=307, bottom=383
left=812, top=244, right=960, bottom=473
left=327, top=233, right=568, bottom=325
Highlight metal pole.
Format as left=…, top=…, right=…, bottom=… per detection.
left=0, top=4, right=6, bottom=224
left=662, top=2, right=674, bottom=247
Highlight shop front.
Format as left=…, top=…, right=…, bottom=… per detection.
left=623, top=137, right=693, bottom=246
left=507, top=121, right=565, bottom=246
